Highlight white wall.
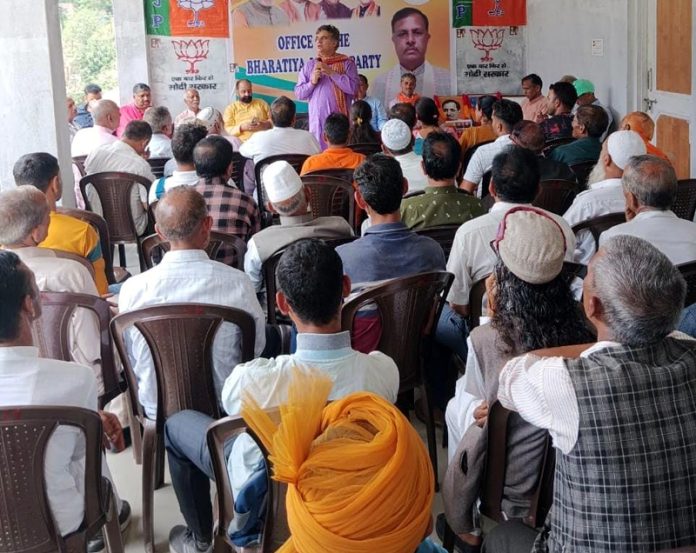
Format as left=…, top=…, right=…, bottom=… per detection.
left=526, top=0, right=632, bottom=120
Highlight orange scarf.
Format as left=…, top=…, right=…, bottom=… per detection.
left=242, top=368, right=434, bottom=553
left=395, top=92, right=421, bottom=106
left=319, top=53, right=351, bottom=116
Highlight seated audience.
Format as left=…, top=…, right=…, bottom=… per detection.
left=461, top=99, right=523, bottom=196
left=389, top=101, right=418, bottom=130
left=244, top=161, right=353, bottom=292
left=84, top=120, right=154, bottom=236
left=0, top=250, right=130, bottom=551
left=563, top=130, right=646, bottom=263
left=380, top=118, right=427, bottom=193
left=540, top=81, right=577, bottom=142
left=143, top=106, right=174, bottom=158
left=459, top=95, right=497, bottom=155
left=485, top=235, right=696, bottom=552
left=510, top=121, right=576, bottom=182
left=74, top=83, right=102, bottom=129
left=600, top=155, right=696, bottom=264
left=521, top=73, right=547, bottom=123
left=390, top=72, right=420, bottom=108
left=164, top=239, right=399, bottom=553
left=355, top=73, right=388, bottom=131
left=193, top=136, right=260, bottom=265
left=71, top=99, right=120, bottom=157
left=239, top=95, right=320, bottom=195
left=223, top=79, right=272, bottom=142
left=14, top=152, right=108, bottom=295
left=620, top=111, right=670, bottom=161
left=574, top=78, right=613, bottom=140
left=241, top=369, right=446, bottom=553
left=193, top=107, right=242, bottom=155
left=401, top=131, right=486, bottom=230
left=347, top=100, right=380, bottom=145
left=118, top=186, right=266, bottom=419
left=67, top=97, right=79, bottom=143
left=149, top=122, right=208, bottom=204
left=550, top=104, right=609, bottom=166
left=175, top=87, right=201, bottom=125
left=116, top=82, right=151, bottom=137
left=443, top=208, right=594, bottom=549
left=414, top=97, right=457, bottom=143
left=300, top=113, right=366, bottom=175
left=337, top=154, right=446, bottom=352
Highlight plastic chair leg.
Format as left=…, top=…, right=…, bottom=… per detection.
left=422, top=385, right=440, bottom=492
left=154, top=430, right=165, bottom=490
left=142, top=420, right=157, bottom=553
left=104, top=487, right=125, bottom=553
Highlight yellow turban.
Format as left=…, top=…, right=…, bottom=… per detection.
left=241, top=368, right=434, bottom=553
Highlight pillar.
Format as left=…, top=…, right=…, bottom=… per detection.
left=113, top=0, right=151, bottom=106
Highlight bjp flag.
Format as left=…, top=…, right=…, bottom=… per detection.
left=472, top=0, right=526, bottom=26
left=170, top=0, right=229, bottom=37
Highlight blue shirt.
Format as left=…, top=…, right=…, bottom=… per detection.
left=337, top=222, right=446, bottom=286
left=363, top=95, right=388, bottom=131
left=73, top=105, right=94, bottom=129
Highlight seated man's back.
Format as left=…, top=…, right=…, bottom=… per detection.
left=300, top=113, right=365, bottom=175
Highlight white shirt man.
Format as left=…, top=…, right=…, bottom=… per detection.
left=462, top=135, right=514, bottom=197
left=117, top=249, right=266, bottom=418
left=147, top=133, right=173, bottom=159
left=396, top=151, right=428, bottom=193
left=71, top=125, right=118, bottom=157
left=147, top=170, right=200, bottom=205
left=84, top=141, right=154, bottom=235
left=239, top=126, right=320, bottom=164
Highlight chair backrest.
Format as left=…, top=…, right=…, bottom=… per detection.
left=569, top=160, right=596, bottom=188
left=140, top=231, right=247, bottom=271
left=340, top=272, right=454, bottom=393
left=255, top=154, right=310, bottom=228
left=301, top=175, right=356, bottom=231
left=262, top=248, right=289, bottom=326
left=533, top=179, right=579, bottom=216
left=674, top=179, right=696, bottom=221
left=481, top=170, right=492, bottom=198
left=414, top=225, right=460, bottom=259
left=56, top=207, right=120, bottom=285
left=79, top=171, right=152, bottom=243
left=479, top=402, right=555, bottom=529
left=677, top=261, right=696, bottom=307
left=571, top=212, right=626, bottom=252
left=468, top=275, right=490, bottom=330
left=110, top=303, right=256, bottom=425
left=31, top=291, right=121, bottom=409
left=72, top=155, right=88, bottom=178
left=541, top=136, right=575, bottom=157
left=230, top=151, right=247, bottom=191
left=302, top=167, right=355, bottom=184
left=49, top=249, right=96, bottom=281
left=348, top=142, right=381, bottom=156
left=147, top=157, right=170, bottom=178
left=459, top=139, right=494, bottom=181
left=0, top=406, right=113, bottom=553
left=207, top=411, right=289, bottom=553
left=403, top=189, right=425, bottom=200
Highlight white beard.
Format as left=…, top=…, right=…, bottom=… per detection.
left=586, top=162, right=606, bottom=187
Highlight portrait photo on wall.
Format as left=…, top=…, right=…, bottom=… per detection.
left=232, top=0, right=382, bottom=26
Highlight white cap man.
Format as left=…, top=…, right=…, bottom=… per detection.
left=380, top=118, right=427, bottom=193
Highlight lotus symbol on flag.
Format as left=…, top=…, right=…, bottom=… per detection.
left=172, top=39, right=210, bottom=74
left=178, top=0, right=214, bottom=28
left=470, top=29, right=505, bottom=62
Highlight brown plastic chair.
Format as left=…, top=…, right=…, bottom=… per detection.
left=541, top=136, right=575, bottom=157
left=677, top=261, right=696, bottom=307
left=146, top=157, right=169, bottom=178
left=31, top=291, right=123, bottom=410
left=140, top=231, right=247, bottom=271
left=255, top=154, right=310, bottom=228
left=0, top=406, right=123, bottom=553
left=302, top=167, right=355, bottom=184
left=533, top=179, right=579, bottom=216
left=230, top=151, right=247, bottom=191
left=414, top=225, right=460, bottom=259
left=569, top=160, right=596, bottom=188
left=468, top=275, right=490, bottom=330
left=50, top=248, right=96, bottom=281
left=110, top=303, right=257, bottom=553
left=571, top=212, right=626, bottom=252
left=207, top=411, right=289, bottom=553
left=79, top=171, right=153, bottom=271
left=301, top=175, right=356, bottom=232
left=674, top=179, right=696, bottom=221
left=341, top=271, right=454, bottom=489
left=57, top=207, right=130, bottom=285
left=348, top=142, right=381, bottom=156
left=73, top=155, right=88, bottom=178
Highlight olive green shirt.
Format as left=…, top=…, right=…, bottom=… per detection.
left=400, top=186, right=487, bottom=230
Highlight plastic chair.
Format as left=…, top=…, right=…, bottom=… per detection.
left=571, top=212, right=626, bottom=252
left=146, top=157, right=169, bottom=179
left=110, top=303, right=257, bottom=553
left=341, top=271, right=454, bottom=489
left=533, top=179, right=579, bottom=216
left=414, top=225, right=460, bottom=259
left=73, top=155, right=88, bottom=178
left=50, top=248, right=96, bottom=281
left=141, top=231, right=247, bottom=271
left=0, top=406, right=123, bottom=553
left=348, top=142, right=381, bottom=156
left=674, top=179, right=696, bottom=221
left=302, top=167, right=355, bottom=184
left=677, top=261, right=696, bottom=307
left=255, top=154, right=310, bottom=228
left=79, top=171, right=153, bottom=271
left=31, top=291, right=123, bottom=410
left=57, top=207, right=130, bottom=285
left=569, top=160, right=596, bottom=188
left=230, top=151, right=247, bottom=191
left=468, top=275, right=490, bottom=330
left=301, top=175, right=356, bottom=232
left=207, top=411, right=289, bottom=553
left=541, top=136, right=575, bottom=157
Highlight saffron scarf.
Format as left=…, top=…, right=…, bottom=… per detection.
left=241, top=368, right=434, bottom=553
left=318, top=53, right=352, bottom=116
left=395, top=92, right=421, bottom=106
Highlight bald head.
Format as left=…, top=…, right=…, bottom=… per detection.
left=92, top=99, right=120, bottom=130
left=0, top=187, right=50, bottom=246
left=155, top=186, right=209, bottom=246
left=620, top=111, right=655, bottom=142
